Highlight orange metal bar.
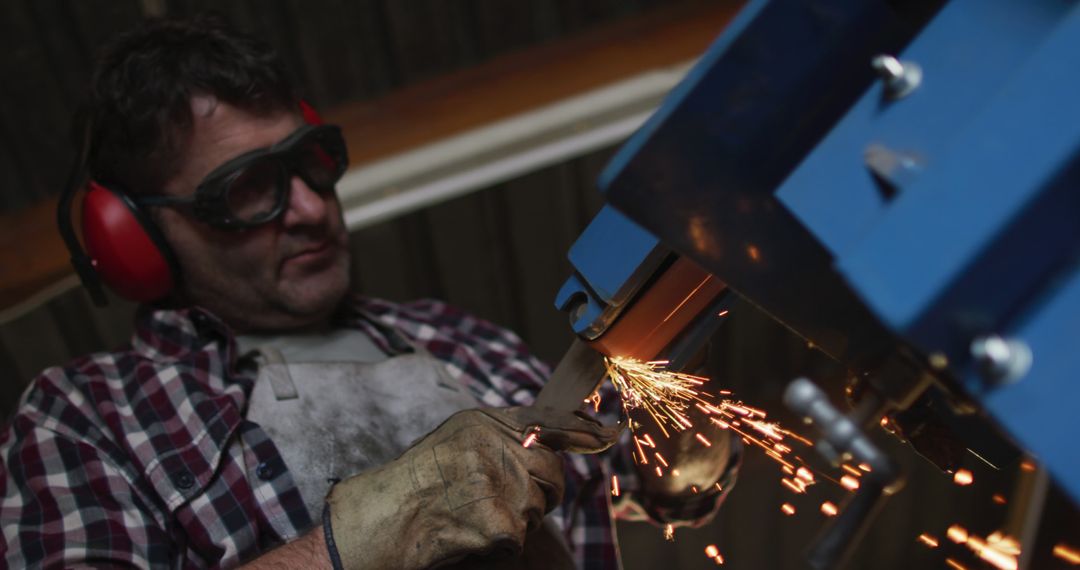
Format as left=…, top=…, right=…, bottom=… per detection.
left=587, top=256, right=726, bottom=360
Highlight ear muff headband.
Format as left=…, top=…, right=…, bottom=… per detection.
left=58, top=99, right=324, bottom=307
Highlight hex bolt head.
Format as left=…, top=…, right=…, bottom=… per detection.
left=871, top=54, right=922, bottom=100
left=970, top=335, right=1032, bottom=386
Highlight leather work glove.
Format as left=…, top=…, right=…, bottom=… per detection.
left=323, top=406, right=620, bottom=569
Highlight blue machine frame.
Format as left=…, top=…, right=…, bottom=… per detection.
left=565, top=0, right=1080, bottom=502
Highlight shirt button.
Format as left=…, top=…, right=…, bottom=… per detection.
left=175, top=470, right=195, bottom=490
left=256, top=462, right=275, bottom=480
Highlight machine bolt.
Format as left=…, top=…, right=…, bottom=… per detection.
left=970, top=335, right=1032, bottom=386
left=871, top=54, right=922, bottom=99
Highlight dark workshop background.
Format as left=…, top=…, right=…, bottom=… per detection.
left=0, top=1, right=1071, bottom=568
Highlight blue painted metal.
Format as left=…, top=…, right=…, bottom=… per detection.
left=964, top=265, right=1080, bottom=501
left=579, top=0, right=1080, bottom=501
left=554, top=205, right=668, bottom=338
left=778, top=0, right=1070, bottom=260
left=599, top=0, right=943, bottom=364
left=834, top=3, right=1080, bottom=364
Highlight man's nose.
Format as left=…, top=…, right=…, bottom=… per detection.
left=282, top=176, right=331, bottom=227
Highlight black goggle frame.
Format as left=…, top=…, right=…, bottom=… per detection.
left=136, top=124, right=348, bottom=229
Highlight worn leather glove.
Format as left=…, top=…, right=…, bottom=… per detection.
left=323, top=406, right=620, bottom=569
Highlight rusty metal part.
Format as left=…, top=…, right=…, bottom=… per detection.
left=587, top=256, right=726, bottom=360
left=534, top=338, right=608, bottom=412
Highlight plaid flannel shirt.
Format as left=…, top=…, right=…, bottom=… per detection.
left=1, top=296, right=731, bottom=568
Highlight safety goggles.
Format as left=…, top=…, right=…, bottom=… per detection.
left=137, top=124, right=348, bottom=229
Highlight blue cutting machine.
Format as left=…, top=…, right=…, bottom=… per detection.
left=558, top=0, right=1080, bottom=565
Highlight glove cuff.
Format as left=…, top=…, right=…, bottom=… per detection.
left=323, top=503, right=346, bottom=570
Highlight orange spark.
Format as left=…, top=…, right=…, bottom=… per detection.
left=947, top=525, right=970, bottom=544
left=841, top=475, right=860, bottom=491
left=946, top=525, right=1020, bottom=570
left=634, top=436, right=648, bottom=465
left=784, top=430, right=814, bottom=446
left=691, top=486, right=699, bottom=494
left=953, top=469, right=974, bottom=486
left=705, top=545, right=719, bottom=557
left=664, top=524, right=674, bottom=541
left=696, top=433, right=713, bottom=447
left=965, top=534, right=1018, bottom=570
left=655, top=466, right=663, bottom=477
left=796, top=467, right=815, bottom=483
left=858, top=463, right=872, bottom=472
left=945, top=558, right=968, bottom=570
left=782, top=478, right=806, bottom=494
left=672, top=469, right=681, bottom=477
left=992, top=494, right=1007, bottom=505
left=987, top=532, right=1021, bottom=555
left=841, top=464, right=862, bottom=477
left=605, top=356, right=711, bottom=438
left=1020, top=460, right=1036, bottom=472
left=611, top=475, right=620, bottom=497
left=655, top=453, right=669, bottom=467
left=522, top=431, right=539, bottom=448
left=820, top=501, right=838, bottom=516
left=717, top=309, right=729, bottom=317
left=918, top=534, right=940, bottom=548
left=662, top=277, right=712, bottom=323
left=781, top=503, right=796, bottom=515
left=1054, top=543, right=1080, bottom=565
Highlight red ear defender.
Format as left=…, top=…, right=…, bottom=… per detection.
left=299, top=99, right=323, bottom=125
left=80, top=181, right=176, bottom=303
left=62, top=100, right=320, bottom=306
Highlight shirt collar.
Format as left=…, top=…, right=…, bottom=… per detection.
left=132, top=305, right=234, bottom=362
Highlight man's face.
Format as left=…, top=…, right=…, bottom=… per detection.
left=155, top=97, right=350, bottom=332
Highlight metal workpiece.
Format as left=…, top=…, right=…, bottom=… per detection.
left=870, top=54, right=922, bottom=100
left=784, top=378, right=898, bottom=484
left=534, top=338, right=608, bottom=412
left=785, top=378, right=902, bottom=570
left=970, top=334, right=1032, bottom=387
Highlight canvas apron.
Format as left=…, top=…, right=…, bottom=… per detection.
left=244, top=324, right=575, bottom=569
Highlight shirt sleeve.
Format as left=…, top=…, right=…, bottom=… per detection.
left=1, top=422, right=170, bottom=568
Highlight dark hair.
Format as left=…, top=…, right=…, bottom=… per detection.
left=84, top=14, right=298, bottom=195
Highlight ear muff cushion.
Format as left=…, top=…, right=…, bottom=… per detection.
left=81, top=182, right=175, bottom=302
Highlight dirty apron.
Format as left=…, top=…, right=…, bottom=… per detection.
left=242, top=320, right=575, bottom=569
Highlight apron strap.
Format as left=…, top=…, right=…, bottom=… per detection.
left=260, top=347, right=300, bottom=401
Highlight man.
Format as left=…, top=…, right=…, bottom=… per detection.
left=1, top=16, right=736, bottom=569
